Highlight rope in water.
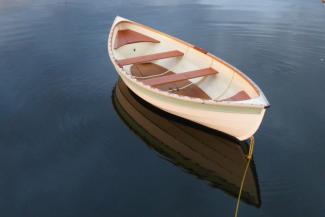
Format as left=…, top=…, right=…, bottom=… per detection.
left=234, top=136, right=255, bottom=217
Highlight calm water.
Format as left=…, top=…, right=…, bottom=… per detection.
left=1, top=0, right=325, bottom=216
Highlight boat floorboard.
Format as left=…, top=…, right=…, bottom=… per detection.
left=131, top=63, right=211, bottom=100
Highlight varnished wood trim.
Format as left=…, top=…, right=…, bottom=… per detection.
left=221, top=90, right=251, bottom=101
left=193, top=46, right=208, bottom=54
left=114, top=29, right=160, bottom=49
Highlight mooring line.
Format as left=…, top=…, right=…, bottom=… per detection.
left=234, top=136, right=255, bottom=217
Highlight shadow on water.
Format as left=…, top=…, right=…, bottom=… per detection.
left=112, top=79, right=261, bottom=207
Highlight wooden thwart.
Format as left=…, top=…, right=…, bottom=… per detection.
left=114, top=29, right=160, bottom=49
left=131, top=63, right=212, bottom=99
left=116, top=50, right=184, bottom=67
left=142, top=68, right=218, bottom=87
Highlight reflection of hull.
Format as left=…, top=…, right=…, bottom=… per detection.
left=112, top=79, right=261, bottom=207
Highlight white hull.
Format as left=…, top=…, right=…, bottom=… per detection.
left=119, top=70, right=265, bottom=140
left=108, top=16, right=269, bottom=141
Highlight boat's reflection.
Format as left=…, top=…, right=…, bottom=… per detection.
left=112, top=79, right=261, bottom=207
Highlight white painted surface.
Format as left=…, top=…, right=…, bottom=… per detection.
left=108, top=16, right=269, bottom=140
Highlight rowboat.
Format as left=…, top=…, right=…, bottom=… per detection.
left=112, top=79, right=261, bottom=206
left=108, top=16, right=270, bottom=141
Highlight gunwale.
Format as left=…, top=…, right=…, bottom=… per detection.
left=108, top=17, right=270, bottom=109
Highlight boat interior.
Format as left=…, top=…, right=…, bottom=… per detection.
left=111, top=21, right=260, bottom=101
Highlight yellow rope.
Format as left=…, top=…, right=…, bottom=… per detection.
left=234, top=136, right=255, bottom=217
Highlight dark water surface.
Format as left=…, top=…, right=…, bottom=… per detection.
left=1, top=0, right=325, bottom=216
